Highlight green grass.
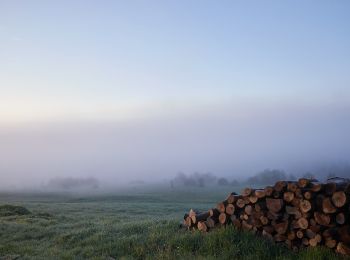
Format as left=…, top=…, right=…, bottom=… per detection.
left=0, top=186, right=342, bottom=259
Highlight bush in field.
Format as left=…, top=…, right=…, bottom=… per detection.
left=46, top=177, right=99, bottom=190
left=217, top=177, right=229, bottom=186
left=172, top=172, right=217, bottom=187
left=0, top=204, right=31, bottom=216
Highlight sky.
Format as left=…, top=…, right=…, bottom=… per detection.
left=1, top=1, right=350, bottom=188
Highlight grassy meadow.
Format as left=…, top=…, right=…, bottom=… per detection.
left=0, top=186, right=341, bottom=259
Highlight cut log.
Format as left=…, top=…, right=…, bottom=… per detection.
left=299, top=200, right=312, bottom=213
left=297, top=217, right=309, bottom=229
left=287, top=231, right=296, bottom=241
left=219, top=213, right=228, bottom=224
left=260, top=215, right=269, bottom=225
left=336, top=242, right=350, bottom=255
left=255, top=189, right=266, bottom=199
left=274, top=181, right=287, bottom=192
left=325, top=239, right=337, bottom=248
left=236, top=198, right=246, bottom=208
left=303, top=191, right=313, bottom=200
left=241, top=187, right=252, bottom=197
left=296, top=230, right=304, bottom=239
left=287, top=182, right=298, bottom=192
left=314, top=212, right=331, bottom=226
left=242, top=220, right=253, bottom=231
left=264, top=186, right=274, bottom=197
left=336, top=212, right=345, bottom=225
left=266, top=198, right=284, bottom=213
left=191, top=211, right=210, bottom=224
left=216, top=201, right=227, bottom=213
left=197, top=221, right=208, bottom=232
left=322, top=197, right=337, bottom=214
left=226, top=192, right=238, bottom=204
left=298, top=178, right=310, bottom=188
left=206, top=217, right=216, bottom=228
left=249, top=195, right=258, bottom=204
left=332, top=191, right=347, bottom=208
left=245, top=205, right=253, bottom=215
left=209, top=208, right=220, bottom=218
left=283, top=192, right=295, bottom=202
left=274, top=221, right=289, bottom=234
left=310, top=181, right=323, bottom=192
left=225, top=204, right=235, bottom=215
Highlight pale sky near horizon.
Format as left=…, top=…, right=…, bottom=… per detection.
left=1, top=1, right=350, bottom=187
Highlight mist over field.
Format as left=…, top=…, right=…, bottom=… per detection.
left=1, top=101, right=349, bottom=190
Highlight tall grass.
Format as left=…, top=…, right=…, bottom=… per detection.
left=0, top=188, right=341, bottom=259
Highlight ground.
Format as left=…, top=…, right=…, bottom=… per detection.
left=0, top=186, right=341, bottom=259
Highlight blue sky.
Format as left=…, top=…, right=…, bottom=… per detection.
left=1, top=1, right=350, bottom=186
left=1, top=1, right=350, bottom=123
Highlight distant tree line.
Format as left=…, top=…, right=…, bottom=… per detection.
left=170, top=163, right=350, bottom=188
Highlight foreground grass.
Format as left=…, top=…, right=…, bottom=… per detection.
left=0, top=187, right=342, bottom=259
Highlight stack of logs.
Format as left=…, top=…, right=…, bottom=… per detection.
left=183, top=177, right=350, bottom=256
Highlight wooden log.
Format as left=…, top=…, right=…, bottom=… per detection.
left=244, top=205, right=253, bottom=215
left=225, top=204, right=235, bottom=215
left=298, top=178, right=310, bottom=188
left=263, top=225, right=274, bottom=234
left=209, top=208, right=220, bottom=218
left=241, top=187, right=253, bottom=197
left=206, top=217, right=216, bottom=228
left=254, top=189, right=266, bottom=199
left=264, top=186, right=274, bottom=197
left=283, top=191, right=295, bottom=202
left=231, top=216, right=241, bottom=228
left=332, top=191, right=347, bottom=208
left=260, top=215, right=269, bottom=225
left=242, top=220, right=253, bottom=231
left=310, top=181, right=323, bottom=192
left=216, top=201, right=228, bottom=213
left=219, top=212, right=228, bottom=225
left=236, top=198, right=246, bottom=208
left=197, top=221, right=208, bottom=232
left=303, top=191, right=313, bottom=200
left=287, top=182, right=298, bottom=192
left=322, top=197, right=337, bottom=214
left=274, top=181, right=287, bottom=192
left=266, top=198, right=284, bottom=213
left=336, top=212, right=345, bottom=225
left=314, top=212, right=331, bottom=226
left=338, top=225, right=350, bottom=244
left=297, top=217, right=309, bottom=229
left=309, top=224, right=321, bottom=234
left=305, top=229, right=316, bottom=239
left=336, top=242, right=350, bottom=255
left=287, top=231, right=296, bottom=241
left=192, top=211, right=210, bottom=224
left=299, top=200, right=312, bottom=213
left=226, top=193, right=240, bottom=204
left=274, top=221, right=289, bottom=234
left=296, top=230, right=304, bottom=239
left=249, top=195, right=258, bottom=204
left=325, top=238, right=337, bottom=249
left=302, top=237, right=309, bottom=246
left=185, top=216, right=193, bottom=227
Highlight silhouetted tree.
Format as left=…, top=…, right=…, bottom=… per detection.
left=217, top=178, right=229, bottom=186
